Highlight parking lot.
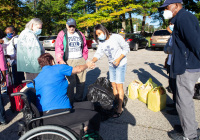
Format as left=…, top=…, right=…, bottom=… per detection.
left=0, top=48, right=200, bottom=140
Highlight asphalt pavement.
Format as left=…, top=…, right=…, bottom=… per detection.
left=0, top=48, right=199, bottom=140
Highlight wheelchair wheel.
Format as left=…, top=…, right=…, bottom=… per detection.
left=19, top=125, right=78, bottom=140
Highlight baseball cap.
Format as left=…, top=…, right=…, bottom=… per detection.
left=158, top=0, right=183, bottom=11
left=66, top=18, right=76, bottom=26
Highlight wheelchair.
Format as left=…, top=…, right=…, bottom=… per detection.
left=11, top=80, right=102, bottom=140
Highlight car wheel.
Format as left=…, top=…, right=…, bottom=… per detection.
left=133, top=43, right=139, bottom=51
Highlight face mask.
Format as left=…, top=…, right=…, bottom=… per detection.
left=169, top=25, right=174, bottom=31
left=98, top=33, right=106, bottom=41
left=163, top=10, right=173, bottom=19
left=7, top=33, right=13, bottom=39
left=34, top=29, right=42, bottom=35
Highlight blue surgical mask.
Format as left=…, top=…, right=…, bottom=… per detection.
left=34, top=29, right=42, bottom=35
left=98, top=33, right=106, bottom=41
left=169, top=25, right=174, bottom=32
left=7, top=33, right=13, bottom=39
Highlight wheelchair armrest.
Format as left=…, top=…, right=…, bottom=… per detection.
left=28, top=110, right=71, bottom=126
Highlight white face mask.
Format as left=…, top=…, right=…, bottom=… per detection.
left=163, top=10, right=173, bottom=19
left=34, top=29, right=42, bottom=35
left=169, top=25, right=174, bottom=31
left=98, top=33, right=106, bottom=41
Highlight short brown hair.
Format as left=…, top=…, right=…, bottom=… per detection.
left=38, top=53, right=55, bottom=68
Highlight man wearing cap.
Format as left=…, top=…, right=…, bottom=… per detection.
left=55, top=18, right=88, bottom=105
left=158, top=0, right=200, bottom=140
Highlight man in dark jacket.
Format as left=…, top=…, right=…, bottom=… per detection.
left=158, top=0, right=200, bottom=139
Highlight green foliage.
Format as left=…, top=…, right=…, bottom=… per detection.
left=0, top=0, right=32, bottom=32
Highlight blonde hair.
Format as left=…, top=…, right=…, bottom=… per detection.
left=25, top=18, right=43, bottom=30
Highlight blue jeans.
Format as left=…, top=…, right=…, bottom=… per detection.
left=0, top=90, right=6, bottom=123
left=109, top=64, right=127, bottom=84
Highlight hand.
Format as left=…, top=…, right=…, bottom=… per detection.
left=86, top=61, right=96, bottom=69
left=113, top=59, right=120, bottom=66
left=1, top=78, right=6, bottom=87
left=7, top=62, right=10, bottom=67
left=59, top=60, right=66, bottom=64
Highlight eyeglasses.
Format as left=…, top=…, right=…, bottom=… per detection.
left=69, top=26, right=76, bottom=28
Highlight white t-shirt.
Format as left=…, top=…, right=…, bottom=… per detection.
left=67, top=32, right=82, bottom=59
left=6, top=35, right=18, bottom=60
left=94, top=34, right=130, bottom=67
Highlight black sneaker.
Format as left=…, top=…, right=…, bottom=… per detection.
left=166, top=109, right=178, bottom=115
left=168, top=131, right=199, bottom=140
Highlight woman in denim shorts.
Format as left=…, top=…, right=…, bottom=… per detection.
left=91, top=24, right=130, bottom=118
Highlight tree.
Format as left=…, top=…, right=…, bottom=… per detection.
left=77, top=0, right=142, bottom=30
left=0, top=0, right=32, bottom=32
left=134, top=0, right=160, bottom=35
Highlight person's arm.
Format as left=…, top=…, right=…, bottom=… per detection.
left=0, top=45, right=7, bottom=87
left=1, top=70, right=6, bottom=87
left=178, top=14, right=200, bottom=60
left=71, top=61, right=95, bottom=74
left=113, top=35, right=130, bottom=66
left=92, top=44, right=104, bottom=64
left=55, top=31, right=66, bottom=64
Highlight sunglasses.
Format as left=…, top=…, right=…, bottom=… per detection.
left=69, top=26, right=76, bottom=28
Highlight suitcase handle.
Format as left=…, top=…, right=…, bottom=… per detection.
left=11, top=92, right=27, bottom=98
left=22, top=80, right=35, bottom=88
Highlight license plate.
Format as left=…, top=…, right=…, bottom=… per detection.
left=159, top=39, right=164, bottom=41
left=45, top=41, right=50, bottom=43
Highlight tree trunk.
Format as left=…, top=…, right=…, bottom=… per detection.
left=141, top=15, right=146, bottom=35
left=122, top=14, right=126, bottom=30
left=129, top=12, right=133, bottom=33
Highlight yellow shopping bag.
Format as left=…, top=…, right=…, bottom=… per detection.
left=147, top=86, right=166, bottom=112
left=128, top=80, right=143, bottom=100
left=138, top=78, right=157, bottom=104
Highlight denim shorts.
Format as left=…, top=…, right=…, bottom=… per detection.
left=109, top=64, right=127, bottom=84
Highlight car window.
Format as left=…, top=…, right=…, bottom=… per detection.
left=38, top=37, right=47, bottom=41
left=46, top=36, right=57, bottom=40
left=153, top=30, right=170, bottom=36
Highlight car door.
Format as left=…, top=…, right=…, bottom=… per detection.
left=139, top=35, right=147, bottom=47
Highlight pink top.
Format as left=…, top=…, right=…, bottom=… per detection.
left=55, top=30, right=88, bottom=63
left=0, top=44, right=7, bottom=80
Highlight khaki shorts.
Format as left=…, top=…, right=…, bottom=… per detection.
left=66, top=57, right=86, bottom=83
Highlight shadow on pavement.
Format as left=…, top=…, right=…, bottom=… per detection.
left=144, top=62, right=168, bottom=79
left=99, top=108, right=136, bottom=140
left=132, top=68, right=181, bottom=132
left=0, top=121, right=20, bottom=140
left=132, top=68, right=163, bottom=86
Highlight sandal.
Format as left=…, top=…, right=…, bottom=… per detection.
left=112, top=110, right=124, bottom=118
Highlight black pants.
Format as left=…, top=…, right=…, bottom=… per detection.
left=12, top=64, right=25, bottom=85
left=167, top=64, right=177, bottom=103
left=42, top=101, right=101, bottom=134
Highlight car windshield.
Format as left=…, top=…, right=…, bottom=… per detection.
left=153, top=30, right=170, bottom=36
left=46, top=36, right=57, bottom=40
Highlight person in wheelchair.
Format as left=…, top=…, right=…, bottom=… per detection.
left=26, top=53, right=101, bottom=135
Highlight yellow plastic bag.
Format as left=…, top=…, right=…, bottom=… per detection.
left=128, top=80, right=143, bottom=100
left=138, top=78, right=157, bottom=104
left=147, top=86, right=166, bottom=112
